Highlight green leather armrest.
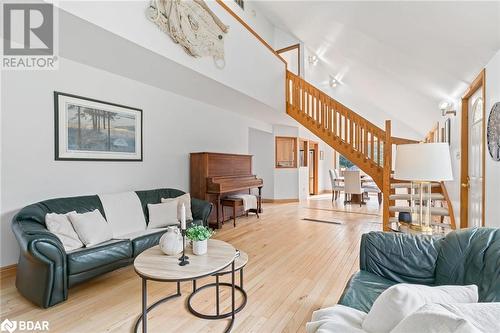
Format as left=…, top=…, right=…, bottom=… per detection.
left=191, top=198, right=213, bottom=226
left=360, top=231, right=443, bottom=285
left=11, top=218, right=68, bottom=308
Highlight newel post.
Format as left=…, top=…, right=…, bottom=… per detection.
left=382, top=120, right=392, bottom=231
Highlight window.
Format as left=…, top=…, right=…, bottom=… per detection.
left=339, top=155, right=354, bottom=169
left=234, top=0, right=244, bottom=10
left=275, top=136, right=297, bottom=168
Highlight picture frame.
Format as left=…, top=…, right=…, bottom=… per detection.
left=54, top=92, right=143, bottom=161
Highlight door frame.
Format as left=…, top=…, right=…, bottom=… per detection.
left=308, top=141, right=319, bottom=195
left=460, top=69, right=486, bottom=228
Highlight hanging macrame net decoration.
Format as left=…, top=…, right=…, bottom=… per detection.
left=147, top=0, right=229, bottom=67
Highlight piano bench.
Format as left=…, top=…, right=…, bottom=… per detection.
left=221, top=198, right=259, bottom=227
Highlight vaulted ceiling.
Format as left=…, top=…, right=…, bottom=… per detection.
left=255, top=1, right=500, bottom=137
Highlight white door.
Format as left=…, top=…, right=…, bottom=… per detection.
left=468, top=95, right=483, bottom=227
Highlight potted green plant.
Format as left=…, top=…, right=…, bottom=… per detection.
left=186, top=225, right=214, bottom=255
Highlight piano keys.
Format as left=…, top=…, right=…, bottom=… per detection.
left=190, top=152, right=263, bottom=228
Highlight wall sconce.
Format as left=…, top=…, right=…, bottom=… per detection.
left=439, top=101, right=456, bottom=117
left=308, top=55, right=318, bottom=65
left=329, top=75, right=338, bottom=88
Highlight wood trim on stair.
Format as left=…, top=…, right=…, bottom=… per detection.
left=215, top=0, right=286, bottom=65
left=382, top=120, right=392, bottom=231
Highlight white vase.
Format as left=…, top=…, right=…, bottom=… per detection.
left=192, top=239, right=208, bottom=255
left=159, top=226, right=183, bottom=256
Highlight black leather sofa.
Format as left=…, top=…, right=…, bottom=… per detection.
left=11, top=188, right=212, bottom=308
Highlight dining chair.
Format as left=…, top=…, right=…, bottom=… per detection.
left=362, top=181, right=382, bottom=205
left=329, top=169, right=344, bottom=201
left=343, top=170, right=364, bottom=206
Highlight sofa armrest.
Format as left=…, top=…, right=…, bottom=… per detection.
left=191, top=198, right=213, bottom=226
left=12, top=218, right=68, bottom=308
left=359, top=231, right=443, bottom=285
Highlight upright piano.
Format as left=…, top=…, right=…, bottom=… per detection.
left=190, top=152, right=263, bottom=228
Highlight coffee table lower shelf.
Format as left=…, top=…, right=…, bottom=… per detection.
left=134, top=261, right=238, bottom=333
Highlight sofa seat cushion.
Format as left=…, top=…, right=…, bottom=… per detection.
left=131, top=229, right=168, bottom=257
left=116, top=228, right=167, bottom=240
left=67, top=239, right=132, bottom=275
left=337, top=270, right=398, bottom=313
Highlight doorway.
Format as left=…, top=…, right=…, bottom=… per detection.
left=309, top=142, right=319, bottom=195
left=460, top=69, right=486, bottom=228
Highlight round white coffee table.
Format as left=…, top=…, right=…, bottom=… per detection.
left=134, top=239, right=237, bottom=333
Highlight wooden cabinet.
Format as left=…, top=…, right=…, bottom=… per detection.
left=275, top=136, right=297, bottom=168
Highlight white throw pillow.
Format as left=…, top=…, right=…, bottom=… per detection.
left=147, top=201, right=179, bottom=229
left=391, top=303, right=500, bottom=333
left=45, top=212, right=83, bottom=251
left=68, top=209, right=113, bottom=247
left=161, top=193, right=193, bottom=220
left=99, top=192, right=147, bottom=238
left=362, top=284, right=478, bottom=333
left=306, top=304, right=367, bottom=333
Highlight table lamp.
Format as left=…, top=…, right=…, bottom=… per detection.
left=394, top=143, right=453, bottom=233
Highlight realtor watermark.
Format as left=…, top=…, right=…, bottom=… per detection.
left=1, top=2, right=58, bottom=70
left=1, top=319, right=49, bottom=333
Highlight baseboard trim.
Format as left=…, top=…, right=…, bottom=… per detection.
left=262, top=198, right=299, bottom=203
left=0, top=264, right=17, bottom=277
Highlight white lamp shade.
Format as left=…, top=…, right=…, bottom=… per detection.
left=394, top=143, right=453, bottom=181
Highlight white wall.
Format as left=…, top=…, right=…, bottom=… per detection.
left=55, top=0, right=285, bottom=113
left=439, top=50, right=500, bottom=228
left=484, top=50, right=500, bottom=227
left=248, top=128, right=274, bottom=199
left=223, top=0, right=275, bottom=46
left=0, top=57, right=272, bottom=267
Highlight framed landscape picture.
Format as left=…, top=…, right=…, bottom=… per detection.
left=54, top=92, right=143, bottom=161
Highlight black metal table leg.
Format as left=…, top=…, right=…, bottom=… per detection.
left=240, top=268, right=243, bottom=290
left=193, top=280, right=197, bottom=293
left=187, top=259, right=246, bottom=324
left=134, top=280, right=182, bottom=333
left=216, top=275, right=220, bottom=316
left=142, top=278, right=147, bottom=333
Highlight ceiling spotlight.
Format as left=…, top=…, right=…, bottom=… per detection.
left=308, top=55, right=319, bottom=65
left=329, top=75, right=338, bottom=88
left=439, top=101, right=456, bottom=117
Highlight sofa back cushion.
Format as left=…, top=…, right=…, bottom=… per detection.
left=99, top=192, right=147, bottom=238
left=135, top=188, right=185, bottom=223
left=435, top=228, right=500, bottom=302
left=15, top=195, right=105, bottom=226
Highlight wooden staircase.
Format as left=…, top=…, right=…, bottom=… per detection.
left=285, top=70, right=455, bottom=231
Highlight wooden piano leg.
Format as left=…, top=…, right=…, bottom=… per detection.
left=258, top=187, right=263, bottom=214
left=216, top=194, right=222, bottom=229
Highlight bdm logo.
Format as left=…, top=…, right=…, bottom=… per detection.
left=2, top=2, right=58, bottom=70
left=0, top=319, right=17, bottom=333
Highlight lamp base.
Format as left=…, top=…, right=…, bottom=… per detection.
left=409, top=223, right=433, bottom=233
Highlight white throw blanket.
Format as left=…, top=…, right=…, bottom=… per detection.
left=227, top=194, right=257, bottom=211
left=98, top=192, right=147, bottom=238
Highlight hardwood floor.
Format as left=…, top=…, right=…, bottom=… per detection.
left=0, top=195, right=381, bottom=333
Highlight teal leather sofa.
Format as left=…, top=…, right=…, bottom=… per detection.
left=338, top=228, right=500, bottom=313
left=11, top=188, right=212, bottom=308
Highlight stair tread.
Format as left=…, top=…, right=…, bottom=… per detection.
left=389, top=206, right=449, bottom=216
left=389, top=193, right=445, bottom=200
left=391, top=182, right=440, bottom=189
left=389, top=217, right=452, bottom=228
